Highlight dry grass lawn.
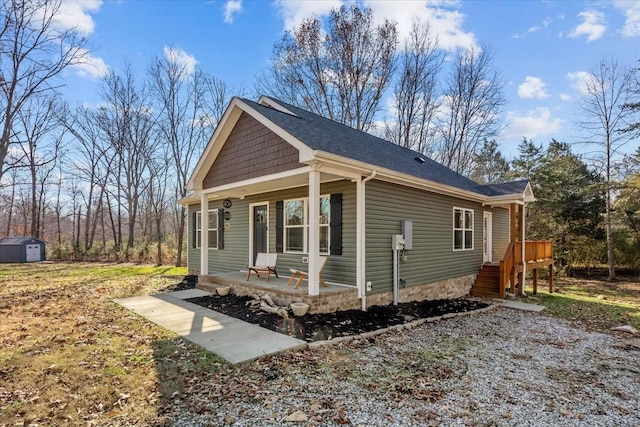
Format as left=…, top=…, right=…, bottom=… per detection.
left=0, top=262, right=225, bottom=426
left=1, top=262, right=638, bottom=426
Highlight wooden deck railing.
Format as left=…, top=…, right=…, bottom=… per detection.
left=499, top=240, right=553, bottom=297
left=499, top=242, right=515, bottom=298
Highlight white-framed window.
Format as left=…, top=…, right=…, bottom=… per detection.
left=195, top=209, right=218, bottom=249
left=284, top=196, right=330, bottom=254
left=453, top=207, right=474, bottom=251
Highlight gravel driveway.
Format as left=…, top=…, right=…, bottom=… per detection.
left=167, top=306, right=640, bottom=427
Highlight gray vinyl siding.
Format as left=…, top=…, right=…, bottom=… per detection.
left=365, top=180, right=483, bottom=295
left=186, top=180, right=357, bottom=285
left=491, top=207, right=510, bottom=260
left=187, top=199, right=250, bottom=273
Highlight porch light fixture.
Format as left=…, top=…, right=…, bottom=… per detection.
left=224, top=211, right=231, bottom=221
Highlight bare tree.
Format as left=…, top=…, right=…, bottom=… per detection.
left=258, top=4, right=397, bottom=132
left=386, top=21, right=443, bottom=154
left=64, top=105, right=112, bottom=252
left=13, top=95, right=63, bottom=238
left=0, top=0, right=88, bottom=182
left=149, top=53, right=226, bottom=266
left=97, top=64, right=157, bottom=260
left=575, top=58, right=636, bottom=280
left=436, top=45, right=505, bottom=175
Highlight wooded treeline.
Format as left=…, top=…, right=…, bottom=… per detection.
left=1, top=1, right=639, bottom=275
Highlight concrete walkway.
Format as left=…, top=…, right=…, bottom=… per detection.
left=114, top=290, right=307, bottom=364
left=496, top=299, right=546, bottom=312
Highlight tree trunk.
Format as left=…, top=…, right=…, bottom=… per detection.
left=175, top=206, right=186, bottom=267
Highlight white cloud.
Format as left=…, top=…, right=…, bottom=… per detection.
left=517, top=76, right=549, bottom=99
left=364, top=0, right=476, bottom=51
left=55, top=0, right=102, bottom=36
left=528, top=17, right=552, bottom=34
left=559, top=93, right=572, bottom=101
left=224, top=0, right=242, bottom=24
left=274, top=0, right=342, bottom=31
left=568, top=10, right=606, bottom=42
left=613, top=0, right=640, bottom=37
left=513, top=16, right=553, bottom=37
left=500, top=108, right=564, bottom=140
left=567, top=71, right=592, bottom=95
left=274, top=0, right=477, bottom=51
left=163, top=46, right=199, bottom=76
left=72, top=48, right=108, bottom=79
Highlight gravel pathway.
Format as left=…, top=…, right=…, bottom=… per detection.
left=165, top=306, right=640, bottom=427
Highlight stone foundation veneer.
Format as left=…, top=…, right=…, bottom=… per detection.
left=196, top=272, right=476, bottom=314
left=364, top=273, right=476, bottom=309
left=197, top=275, right=360, bottom=314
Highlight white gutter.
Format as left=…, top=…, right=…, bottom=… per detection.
left=357, top=170, right=377, bottom=311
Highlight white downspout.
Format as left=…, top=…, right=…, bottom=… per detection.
left=357, top=170, right=377, bottom=311
left=521, top=203, right=526, bottom=296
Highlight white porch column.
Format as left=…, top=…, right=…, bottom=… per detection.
left=200, top=193, right=208, bottom=276
left=308, top=168, right=320, bottom=296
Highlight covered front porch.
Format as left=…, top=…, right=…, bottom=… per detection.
left=198, top=271, right=359, bottom=314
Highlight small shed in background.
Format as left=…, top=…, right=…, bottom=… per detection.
left=0, top=237, right=46, bottom=263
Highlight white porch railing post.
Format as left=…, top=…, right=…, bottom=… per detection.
left=308, top=168, right=320, bottom=296
left=200, top=193, right=208, bottom=276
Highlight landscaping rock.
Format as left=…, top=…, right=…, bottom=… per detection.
left=611, top=325, right=639, bottom=335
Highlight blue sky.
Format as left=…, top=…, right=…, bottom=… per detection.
left=60, top=0, right=640, bottom=159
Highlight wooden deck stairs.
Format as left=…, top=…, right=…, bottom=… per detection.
left=471, top=263, right=501, bottom=298
left=471, top=240, right=555, bottom=299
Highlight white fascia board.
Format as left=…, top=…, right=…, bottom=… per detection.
left=482, top=197, right=525, bottom=207
left=313, top=152, right=488, bottom=203
left=187, top=97, right=315, bottom=192
left=187, top=97, right=244, bottom=190
left=177, top=194, right=200, bottom=206
left=239, top=102, right=314, bottom=159
left=523, top=182, right=537, bottom=202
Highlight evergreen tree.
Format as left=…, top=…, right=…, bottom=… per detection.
left=524, top=140, right=605, bottom=269
left=469, top=139, right=509, bottom=184
left=508, top=137, right=543, bottom=181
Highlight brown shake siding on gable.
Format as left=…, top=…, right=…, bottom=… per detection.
left=203, top=112, right=303, bottom=188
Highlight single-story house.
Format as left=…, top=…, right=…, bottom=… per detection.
left=180, top=96, right=553, bottom=313
left=0, top=237, right=46, bottom=263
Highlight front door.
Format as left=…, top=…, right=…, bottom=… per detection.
left=483, top=211, right=493, bottom=263
left=252, top=204, right=268, bottom=263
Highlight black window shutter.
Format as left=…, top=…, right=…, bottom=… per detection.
left=276, top=201, right=283, bottom=253
left=192, top=211, right=197, bottom=248
left=217, top=209, right=225, bottom=250
left=330, top=193, right=342, bottom=255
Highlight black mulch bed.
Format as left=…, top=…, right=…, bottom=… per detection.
left=186, top=294, right=489, bottom=342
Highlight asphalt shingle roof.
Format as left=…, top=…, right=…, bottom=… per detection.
left=0, top=237, right=43, bottom=245
left=242, top=96, right=527, bottom=198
